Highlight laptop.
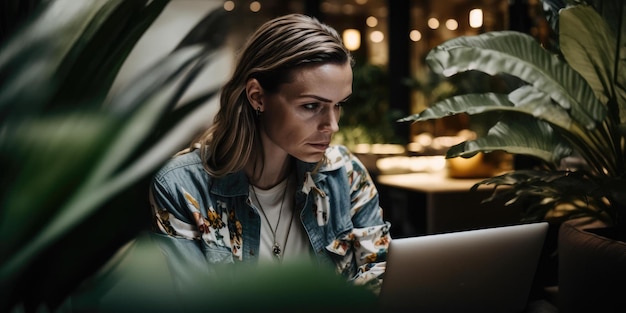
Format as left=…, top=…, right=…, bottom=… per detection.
left=379, top=222, right=549, bottom=313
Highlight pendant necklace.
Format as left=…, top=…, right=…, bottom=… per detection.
left=251, top=175, right=293, bottom=259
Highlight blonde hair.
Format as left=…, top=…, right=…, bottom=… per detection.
left=196, top=14, right=353, bottom=177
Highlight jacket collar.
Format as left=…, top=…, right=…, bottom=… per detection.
left=210, top=145, right=347, bottom=197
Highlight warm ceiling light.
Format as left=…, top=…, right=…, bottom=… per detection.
left=370, top=30, right=384, bottom=43
left=343, top=29, right=361, bottom=51
left=355, top=0, right=368, bottom=4
left=249, top=1, right=261, bottom=12
left=366, top=16, right=378, bottom=27
left=410, top=30, right=422, bottom=42
left=428, top=17, right=440, bottom=29
left=469, top=9, right=483, bottom=28
left=445, top=19, right=459, bottom=30
left=223, top=1, right=235, bottom=11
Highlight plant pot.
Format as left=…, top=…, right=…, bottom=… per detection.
left=557, top=219, right=626, bottom=313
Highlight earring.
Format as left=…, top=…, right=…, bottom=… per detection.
left=256, top=106, right=262, bottom=118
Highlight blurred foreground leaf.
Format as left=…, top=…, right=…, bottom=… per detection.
left=68, top=232, right=379, bottom=313
left=0, top=0, right=230, bottom=310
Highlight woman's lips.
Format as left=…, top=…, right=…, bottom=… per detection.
left=309, top=142, right=330, bottom=150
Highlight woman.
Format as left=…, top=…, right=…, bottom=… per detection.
left=149, top=13, right=391, bottom=291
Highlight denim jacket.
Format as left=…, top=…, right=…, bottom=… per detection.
left=149, top=144, right=391, bottom=289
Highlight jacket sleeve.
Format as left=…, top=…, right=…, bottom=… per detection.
left=150, top=166, right=236, bottom=263
left=327, top=146, right=392, bottom=294
left=150, top=174, right=203, bottom=240
left=148, top=177, right=216, bottom=280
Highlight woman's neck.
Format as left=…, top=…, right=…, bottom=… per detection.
left=246, top=152, right=293, bottom=190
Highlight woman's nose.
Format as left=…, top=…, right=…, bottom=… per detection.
left=320, top=106, right=340, bottom=133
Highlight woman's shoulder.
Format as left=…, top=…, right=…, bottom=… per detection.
left=153, top=148, right=206, bottom=182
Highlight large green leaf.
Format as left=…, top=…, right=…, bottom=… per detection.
left=507, top=85, right=573, bottom=129
left=447, top=115, right=573, bottom=165
left=87, top=46, right=207, bottom=185
left=400, top=85, right=574, bottom=131
left=560, top=5, right=622, bottom=109
left=174, top=6, right=230, bottom=51
left=398, top=93, right=514, bottom=122
left=426, top=31, right=606, bottom=129
left=584, top=0, right=625, bottom=39
left=402, top=0, right=626, bottom=227
left=0, top=0, right=121, bottom=118
left=119, top=88, right=220, bottom=173
left=0, top=1, right=230, bottom=309
left=67, top=233, right=378, bottom=313
left=558, top=5, right=626, bottom=175
left=0, top=0, right=42, bottom=44
left=0, top=113, right=118, bottom=257
left=475, top=169, right=615, bottom=222
left=51, top=0, right=170, bottom=106
left=0, top=0, right=171, bottom=115
left=0, top=45, right=209, bottom=285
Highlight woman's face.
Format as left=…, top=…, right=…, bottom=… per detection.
left=257, top=62, right=352, bottom=163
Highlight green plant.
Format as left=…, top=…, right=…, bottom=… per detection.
left=0, top=0, right=229, bottom=311
left=399, top=0, right=626, bottom=225
left=334, top=63, right=403, bottom=148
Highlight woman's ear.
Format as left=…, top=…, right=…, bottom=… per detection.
left=245, top=78, right=264, bottom=112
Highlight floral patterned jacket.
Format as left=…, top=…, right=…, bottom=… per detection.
left=149, top=144, right=391, bottom=291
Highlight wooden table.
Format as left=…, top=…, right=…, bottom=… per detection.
left=376, top=170, right=522, bottom=237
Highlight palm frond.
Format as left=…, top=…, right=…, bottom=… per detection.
left=426, top=31, right=606, bottom=130
left=401, top=85, right=574, bottom=131
left=474, top=170, right=612, bottom=221
left=560, top=5, right=619, bottom=108
left=447, top=115, right=573, bottom=165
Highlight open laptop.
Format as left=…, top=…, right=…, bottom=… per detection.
left=379, top=222, right=549, bottom=313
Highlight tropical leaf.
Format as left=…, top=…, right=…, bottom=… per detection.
left=585, top=0, right=625, bottom=37
left=51, top=0, right=170, bottom=106
left=118, top=88, right=220, bottom=173
left=67, top=233, right=378, bottom=313
left=400, top=85, right=573, bottom=131
left=403, top=0, right=626, bottom=227
left=507, top=85, right=573, bottom=129
left=425, top=31, right=606, bottom=129
left=0, top=0, right=231, bottom=310
left=174, top=6, right=230, bottom=50
left=475, top=170, right=615, bottom=223
left=579, top=0, right=626, bottom=127
left=0, top=46, right=208, bottom=260
left=87, top=46, right=206, bottom=185
left=0, top=0, right=121, bottom=117
left=0, top=46, right=217, bottom=312
left=0, top=0, right=42, bottom=43
left=0, top=112, right=118, bottom=257
left=447, top=114, right=573, bottom=165
left=560, top=6, right=617, bottom=106
left=398, top=93, right=514, bottom=122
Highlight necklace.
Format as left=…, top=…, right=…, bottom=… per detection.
left=250, top=176, right=293, bottom=259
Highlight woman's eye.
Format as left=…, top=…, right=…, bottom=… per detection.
left=303, top=103, right=320, bottom=111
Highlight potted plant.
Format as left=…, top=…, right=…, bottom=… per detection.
left=399, top=0, right=625, bottom=311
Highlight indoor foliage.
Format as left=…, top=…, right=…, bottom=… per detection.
left=400, top=0, right=626, bottom=225
left=0, top=0, right=228, bottom=310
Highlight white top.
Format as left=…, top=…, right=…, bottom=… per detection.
left=249, top=177, right=312, bottom=264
